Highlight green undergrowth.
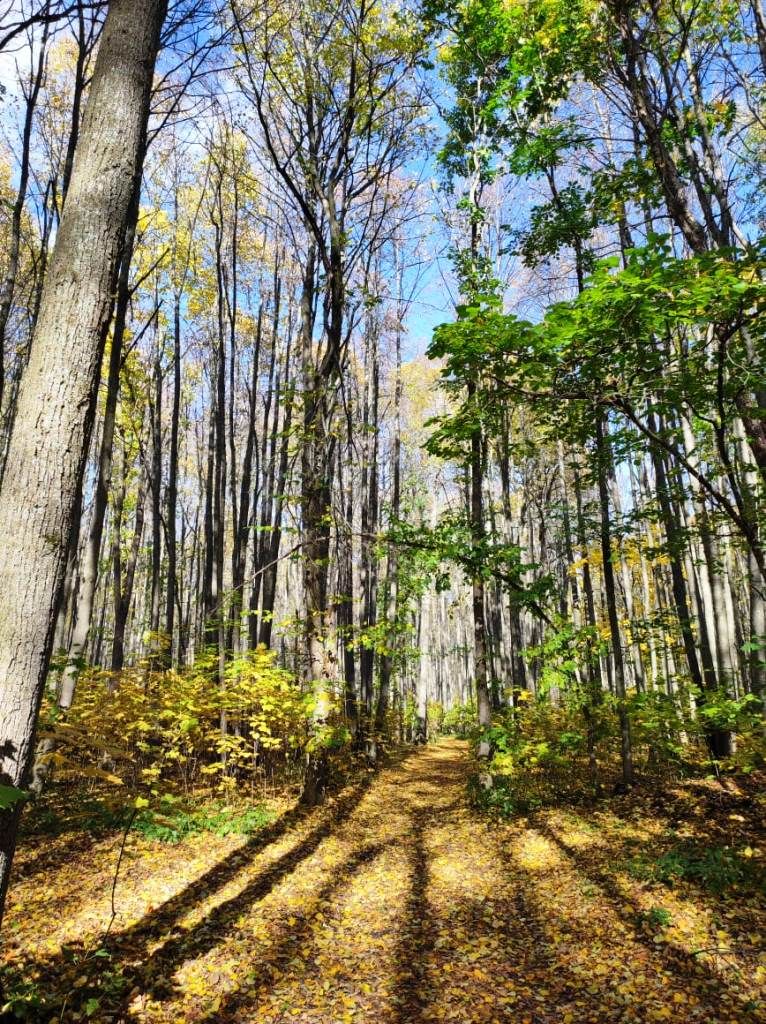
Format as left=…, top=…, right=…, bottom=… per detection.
left=132, top=802, right=275, bottom=843
left=0, top=945, right=129, bottom=1021
left=624, top=842, right=765, bottom=895
left=468, top=765, right=765, bottom=896
left=447, top=687, right=766, bottom=819
left=22, top=792, right=275, bottom=844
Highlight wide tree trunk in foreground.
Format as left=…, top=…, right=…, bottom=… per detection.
left=0, top=0, right=167, bottom=931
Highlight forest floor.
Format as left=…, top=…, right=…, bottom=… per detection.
left=2, top=739, right=765, bottom=1024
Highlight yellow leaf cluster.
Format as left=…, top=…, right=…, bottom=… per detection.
left=44, top=646, right=311, bottom=790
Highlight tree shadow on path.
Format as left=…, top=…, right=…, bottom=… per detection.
left=8, top=741, right=763, bottom=1024
left=536, top=820, right=765, bottom=1023
left=3, top=769, right=380, bottom=1019
left=390, top=805, right=433, bottom=1024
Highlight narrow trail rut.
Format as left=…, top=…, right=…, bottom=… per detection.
left=6, top=740, right=761, bottom=1023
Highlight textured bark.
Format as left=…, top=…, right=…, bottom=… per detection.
left=0, top=0, right=167, bottom=930
left=60, top=4, right=102, bottom=207
left=59, top=178, right=142, bottom=709
left=30, top=197, right=139, bottom=794
left=300, top=238, right=340, bottom=806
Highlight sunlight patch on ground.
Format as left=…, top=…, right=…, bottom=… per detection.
left=511, top=830, right=565, bottom=872
left=3, top=740, right=765, bottom=1024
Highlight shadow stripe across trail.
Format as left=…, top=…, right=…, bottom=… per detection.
left=4, top=740, right=762, bottom=1023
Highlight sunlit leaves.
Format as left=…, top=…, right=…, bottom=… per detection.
left=40, top=646, right=312, bottom=793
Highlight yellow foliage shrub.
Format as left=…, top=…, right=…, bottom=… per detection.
left=43, top=646, right=312, bottom=791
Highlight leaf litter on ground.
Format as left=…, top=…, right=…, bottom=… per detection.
left=1, top=740, right=764, bottom=1023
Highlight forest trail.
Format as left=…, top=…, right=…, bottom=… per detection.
left=5, top=740, right=764, bottom=1023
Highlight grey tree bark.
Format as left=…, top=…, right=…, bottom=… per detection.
left=58, top=178, right=143, bottom=711
left=595, top=415, right=633, bottom=786
left=0, top=0, right=167, bottom=931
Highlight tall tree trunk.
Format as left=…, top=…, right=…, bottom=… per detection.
left=649, top=414, right=731, bottom=757
left=202, top=370, right=216, bottom=637
left=231, top=302, right=262, bottom=654
left=336, top=414, right=357, bottom=737
left=0, top=0, right=167, bottom=931
left=360, top=309, right=380, bottom=758
left=165, top=284, right=182, bottom=663
left=212, top=195, right=228, bottom=730
left=112, top=461, right=147, bottom=673
left=59, top=177, right=143, bottom=708
left=258, top=325, right=294, bottom=649
left=301, top=235, right=341, bottom=806
left=377, top=294, right=404, bottom=732
left=595, top=415, right=633, bottom=786
left=748, top=552, right=766, bottom=704
left=608, top=463, right=646, bottom=692
left=469, top=380, right=492, bottom=759
left=60, top=4, right=91, bottom=206
left=249, top=284, right=281, bottom=644
left=573, top=461, right=604, bottom=791
left=149, top=307, right=164, bottom=652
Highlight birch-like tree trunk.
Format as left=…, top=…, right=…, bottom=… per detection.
left=595, top=416, right=633, bottom=785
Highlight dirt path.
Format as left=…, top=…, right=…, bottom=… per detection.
left=4, top=740, right=763, bottom=1023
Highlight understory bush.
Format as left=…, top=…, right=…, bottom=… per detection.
left=455, top=682, right=766, bottom=814
left=441, top=700, right=478, bottom=739
left=626, top=843, right=765, bottom=894
left=476, top=701, right=604, bottom=812
left=24, top=794, right=275, bottom=844
left=132, top=799, right=275, bottom=842
left=39, top=646, right=313, bottom=795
